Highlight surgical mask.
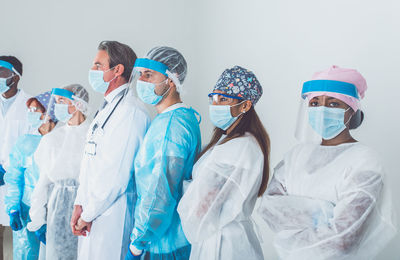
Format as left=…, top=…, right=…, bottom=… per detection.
left=54, top=103, right=73, bottom=123
left=308, top=106, right=351, bottom=140
left=136, top=79, right=170, bottom=105
left=0, top=76, right=14, bottom=94
left=88, top=69, right=116, bottom=94
left=27, top=111, right=44, bottom=129
left=209, top=102, right=245, bottom=131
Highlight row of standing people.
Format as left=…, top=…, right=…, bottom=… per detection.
left=0, top=40, right=396, bottom=260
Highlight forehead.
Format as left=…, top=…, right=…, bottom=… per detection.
left=309, top=95, right=347, bottom=104
left=93, top=50, right=110, bottom=64
left=138, top=67, right=165, bottom=77
left=0, top=67, right=13, bottom=77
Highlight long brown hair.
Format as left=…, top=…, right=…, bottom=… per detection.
left=199, top=106, right=271, bottom=197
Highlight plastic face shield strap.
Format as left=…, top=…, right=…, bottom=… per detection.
left=0, top=60, right=20, bottom=76
left=301, top=80, right=360, bottom=99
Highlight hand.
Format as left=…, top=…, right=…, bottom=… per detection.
left=75, top=217, right=92, bottom=237
left=71, top=205, right=85, bottom=236
left=9, top=211, right=23, bottom=231
left=35, top=224, right=47, bottom=244
left=125, top=244, right=143, bottom=260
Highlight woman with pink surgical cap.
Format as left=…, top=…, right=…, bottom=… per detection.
left=258, top=66, right=397, bottom=260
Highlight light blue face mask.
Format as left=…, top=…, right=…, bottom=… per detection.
left=136, top=80, right=170, bottom=105
left=54, top=103, right=73, bottom=123
left=88, top=69, right=115, bottom=94
left=0, top=76, right=14, bottom=94
left=27, top=111, right=44, bottom=129
left=308, top=106, right=351, bottom=140
left=209, top=102, right=244, bottom=131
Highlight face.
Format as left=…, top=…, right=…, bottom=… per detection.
left=211, top=90, right=251, bottom=117
left=91, top=50, right=116, bottom=82
left=28, top=99, right=46, bottom=120
left=56, top=95, right=76, bottom=114
left=308, top=95, right=353, bottom=122
left=138, top=67, right=170, bottom=95
left=0, top=67, right=17, bottom=90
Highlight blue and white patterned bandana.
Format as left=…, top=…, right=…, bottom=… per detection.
left=33, top=91, right=58, bottom=122
left=213, top=66, right=263, bottom=105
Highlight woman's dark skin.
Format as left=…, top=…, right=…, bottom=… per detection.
left=309, top=95, right=357, bottom=146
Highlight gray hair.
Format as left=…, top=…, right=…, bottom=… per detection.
left=98, top=41, right=137, bottom=81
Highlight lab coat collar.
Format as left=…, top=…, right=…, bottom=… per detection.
left=161, top=102, right=187, bottom=114
left=104, top=84, right=128, bottom=103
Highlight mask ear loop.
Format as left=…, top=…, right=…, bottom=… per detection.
left=344, top=107, right=353, bottom=127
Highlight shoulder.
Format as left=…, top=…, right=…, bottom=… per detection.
left=212, top=133, right=263, bottom=167
left=14, top=134, right=41, bottom=155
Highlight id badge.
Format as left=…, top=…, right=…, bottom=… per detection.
left=84, top=141, right=97, bottom=156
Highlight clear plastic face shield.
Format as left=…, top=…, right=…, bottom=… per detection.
left=0, top=60, right=19, bottom=95
left=125, top=58, right=181, bottom=105
left=295, top=80, right=362, bottom=143
left=45, top=88, right=89, bottom=124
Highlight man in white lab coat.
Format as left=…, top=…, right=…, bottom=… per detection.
left=0, top=56, right=31, bottom=259
left=71, top=41, right=150, bottom=260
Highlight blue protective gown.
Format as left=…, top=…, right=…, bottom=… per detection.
left=4, top=134, right=42, bottom=260
left=131, top=106, right=201, bottom=259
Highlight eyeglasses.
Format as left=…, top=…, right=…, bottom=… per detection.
left=208, top=93, right=243, bottom=105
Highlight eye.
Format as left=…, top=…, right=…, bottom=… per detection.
left=309, top=101, right=319, bottom=107
left=220, top=97, right=227, bottom=102
left=328, top=101, right=340, bottom=108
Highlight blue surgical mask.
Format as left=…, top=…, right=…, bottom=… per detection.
left=136, top=80, right=169, bottom=105
left=0, top=76, right=14, bottom=94
left=88, top=69, right=115, bottom=94
left=54, top=103, right=73, bottom=123
left=308, top=106, right=351, bottom=140
left=209, top=102, right=244, bottom=131
left=27, top=111, right=44, bottom=129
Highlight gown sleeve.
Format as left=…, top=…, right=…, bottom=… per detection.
left=258, top=155, right=384, bottom=259
left=4, top=139, right=25, bottom=214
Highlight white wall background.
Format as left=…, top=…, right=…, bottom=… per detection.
left=2, top=0, right=399, bottom=259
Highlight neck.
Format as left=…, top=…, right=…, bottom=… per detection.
left=38, top=121, right=56, bottom=135
left=226, top=115, right=243, bottom=135
left=2, top=87, right=18, bottom=99
left=155, top=92, right=182, bottom=114
left=68, top=111, right=85, bottom=126
left=104, top=78, right=127, bottom=97
left=321, top=129, right=357, bottom=146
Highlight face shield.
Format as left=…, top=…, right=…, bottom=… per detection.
left=125, top=58, right=181, bottom=105
left=0, top=60, right=19, bottom=94
left=45, top=88, right=89, bottom=124
left=295, top=80, right=361, bottom=143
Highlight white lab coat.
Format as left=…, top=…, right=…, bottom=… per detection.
left=0, top=89, right=30, bottom=225
left=178, top=133, right=264, bottom=260
left=75, top=85, right=150, bottom=260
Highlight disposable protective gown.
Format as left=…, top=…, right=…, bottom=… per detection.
left=178, top=133, right=264, bottom=260
left=258, top=142, right=397, bottom=260
left=28, top=121, right=90, bottom=260
left=131, top=105, right=201, bottom=259
left=4, top=134, right=42, bottom=260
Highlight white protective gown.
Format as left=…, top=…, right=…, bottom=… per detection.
left=258, top=142, right=397, bottom=260
left=74, top=85, right=150, bottom=260
left=28, top=120, right=91, bottom=259
left=0, top=89, right=30, bottom=225
left=178, top=133, right=264, bottom=260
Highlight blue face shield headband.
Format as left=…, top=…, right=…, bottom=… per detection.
left=301, top=80, right=360, bottom=100
left=134, top=58, right=169, bottom=77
